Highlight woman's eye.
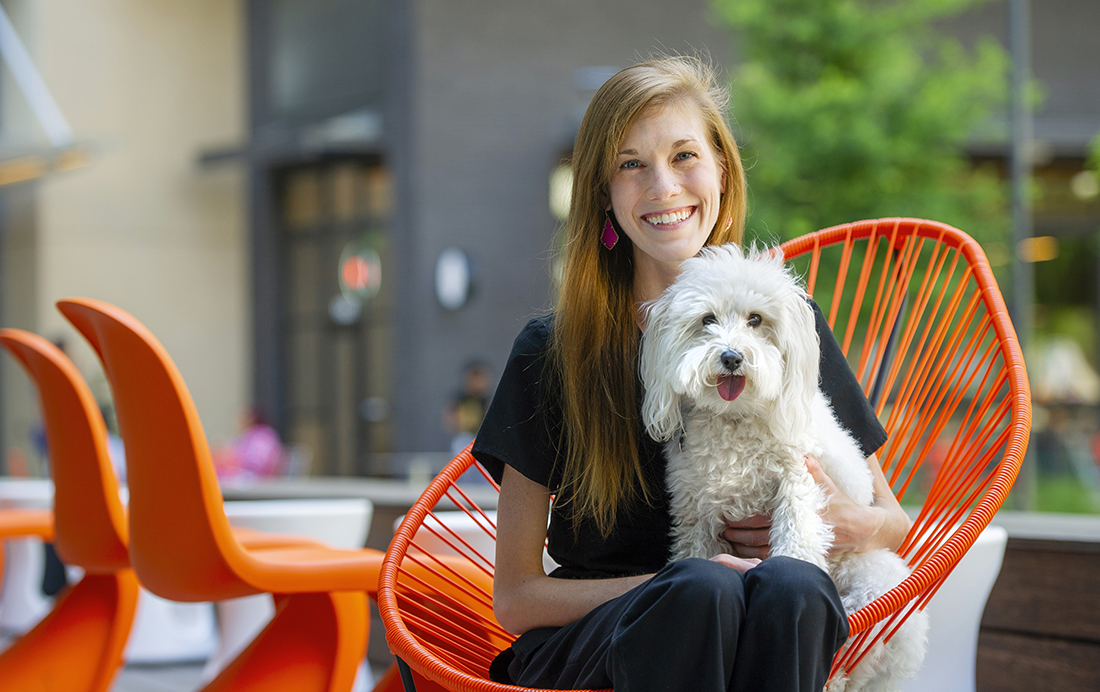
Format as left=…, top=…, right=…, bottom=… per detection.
left=747, top=314, right=762, bottom=328
left=620, top=159, right=641, bottom=170
left=702, top=314, right=718, bottom=327
left=675, top=151, right=697, bottom=161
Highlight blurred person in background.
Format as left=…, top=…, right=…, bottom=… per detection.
left=444, top=361, right=492, bottom=456
left=213, top=407, right=286, bottom=481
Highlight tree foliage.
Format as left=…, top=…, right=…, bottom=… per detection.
left=715, top=0, right=1010, bottom=247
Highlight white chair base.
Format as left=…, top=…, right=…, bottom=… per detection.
left=899, top=525, right=1008, bottom=692
left=124, top=590, right=218, bottom=664
left=0, top=538, right=53, bottom=634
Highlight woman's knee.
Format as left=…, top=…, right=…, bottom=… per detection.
left=746, top=557, right=848, bottom=633
left=611, top=558, right=746, bottom=666
left=645, top=558, right=747, bottom=620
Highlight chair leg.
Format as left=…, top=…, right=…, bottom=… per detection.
left=372, top=662, right=406, bottom=692
left=393, top=658, right=457, bottom=692
left=0, top=569, right=140, bottom=692
left=203, top=591, right=368, bottom=692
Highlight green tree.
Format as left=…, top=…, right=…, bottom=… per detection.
left=716, top=0, right=1010, bottom=248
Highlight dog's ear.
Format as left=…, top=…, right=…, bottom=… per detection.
left=771, top=290, right=820, bottom=442
left=640, top=298, right=684, bottom=442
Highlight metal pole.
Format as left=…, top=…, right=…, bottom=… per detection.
left=1009, top=0, right=1035, bottom=509
left=0, top=4, right=73, bottom=147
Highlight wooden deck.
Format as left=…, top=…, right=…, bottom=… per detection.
left=977, top=513, right=1100, bottom=692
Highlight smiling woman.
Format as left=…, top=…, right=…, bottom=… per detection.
left=608, top=102, right=727, bottom=298
left=469, top=55, right=905, bottom=692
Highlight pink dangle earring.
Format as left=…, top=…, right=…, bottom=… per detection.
left=602, top=211, right=619, bottom=250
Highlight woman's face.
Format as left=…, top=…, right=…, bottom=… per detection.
left=608, top=101, right=726, bottom=284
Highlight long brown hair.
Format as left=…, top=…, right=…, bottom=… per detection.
left=551, top=55, right=746, bottom=535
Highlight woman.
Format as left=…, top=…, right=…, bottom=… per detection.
left=472, top=55, right=910, bottom=692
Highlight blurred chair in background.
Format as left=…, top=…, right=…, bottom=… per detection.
left=0, top=328, right=349, bottom=687
left=58, top=297, right=398, bottom=692
left=0, top=328, right=140, bottom=692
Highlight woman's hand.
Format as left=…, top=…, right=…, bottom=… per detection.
left=805, top=454, right=911, bottom=556
left=720, top=515, right=772, bottom=559
left=709, top=553, right=761, bottom=573
left=719, top=454, right=911, bottom=560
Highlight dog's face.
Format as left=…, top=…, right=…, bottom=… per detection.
left=640, top=244, right=820, bottom=443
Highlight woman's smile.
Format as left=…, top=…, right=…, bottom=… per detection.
left=642, top=205, right=697, bottom=228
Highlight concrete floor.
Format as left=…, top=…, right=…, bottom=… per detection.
left=111, top=663, right=205, bottom=692
left=0, top=633, right=386, bottom=692
left=0, top=632, right=204, bottom=692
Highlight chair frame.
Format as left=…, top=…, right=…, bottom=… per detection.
left=780, top=218, right=1029, bottom=677
left=379, top=218, right=1031, bottom=691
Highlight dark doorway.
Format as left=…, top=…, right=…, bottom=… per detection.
left=276, top=158, right=394, bottom=476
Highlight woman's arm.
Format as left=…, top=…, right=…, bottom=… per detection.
left=721, top=454, right=911, bottom=558
left=493, top=465, right=653, bottom=635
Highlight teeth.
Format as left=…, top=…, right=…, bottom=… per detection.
left=645, top=208, right=692, bottom=226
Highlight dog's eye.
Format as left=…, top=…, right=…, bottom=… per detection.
left=747, top=313, right=762, bottom=328
left=702, top=314, right=718, bottom=327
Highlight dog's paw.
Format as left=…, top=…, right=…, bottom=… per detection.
left=824, top=674, right=848, bottom=692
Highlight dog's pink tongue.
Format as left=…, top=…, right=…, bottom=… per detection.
left=717, top=375, right=745, bottom=401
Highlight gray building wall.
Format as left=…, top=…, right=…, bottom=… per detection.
left=392, top=0, right=735, bottom=452
left=944, top=0, right=1100, bottom=154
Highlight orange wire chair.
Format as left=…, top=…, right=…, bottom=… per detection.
left=378, top=218, right=1031, bottom=692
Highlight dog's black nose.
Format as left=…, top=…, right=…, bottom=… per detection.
left=721, top=350, right=743, bottom=372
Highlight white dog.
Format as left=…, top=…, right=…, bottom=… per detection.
left=640, top=244, right=927, bottom=692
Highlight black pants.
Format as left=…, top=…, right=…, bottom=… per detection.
left=493, top=557, right=849, bottom=692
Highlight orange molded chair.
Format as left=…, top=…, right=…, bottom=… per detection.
left=0, top=329, right=140, bottom=692
left=56, top=298, right=391, bottom=692
left=377, top=218, right=1031, bottom=691
left=0, top=330, right=334, bottom=686
left=0, top=510, right=53, bottom=546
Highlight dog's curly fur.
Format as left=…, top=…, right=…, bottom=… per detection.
left=640, top=244, right=927, bottom=692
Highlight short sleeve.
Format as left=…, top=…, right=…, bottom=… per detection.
left=472, top=316, right=562, bottom=488
left=812, top=301, right=889, bottom=458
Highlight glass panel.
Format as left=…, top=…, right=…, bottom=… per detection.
left=289, top=418, right=325, bottom=478
left=284, top=169, right=322, bottom=230
left=266, top=0, right=384, bottom=120
left=334, top=332, right=357, bottom=475
left=289, top=242, right=320, bottom=317
left=332, top=164, right=358, bottom=222
left=289, top=328, right=320, bottom=412
left=361, top=166, right=393, bottom=219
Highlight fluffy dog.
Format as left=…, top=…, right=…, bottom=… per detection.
left=640, top=244, right=927, bottom=692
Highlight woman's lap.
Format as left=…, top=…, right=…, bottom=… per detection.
left=493, top=556, right=848, bottom=692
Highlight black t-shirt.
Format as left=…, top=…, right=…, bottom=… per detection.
left=472, top=301, right=887, bottom=580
